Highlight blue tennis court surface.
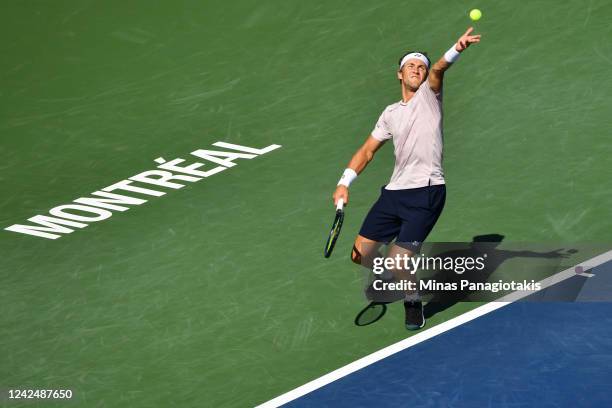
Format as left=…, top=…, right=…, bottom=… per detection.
left=285, top=260, right=612, bottom=407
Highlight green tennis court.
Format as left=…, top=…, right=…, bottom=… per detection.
left=2, top=0, right=611, bottom=406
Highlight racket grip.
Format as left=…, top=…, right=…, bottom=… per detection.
left=336, top=198, right=344, bottom=211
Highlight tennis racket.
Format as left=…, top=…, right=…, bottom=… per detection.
left=324, top=198, right=344, bottom=258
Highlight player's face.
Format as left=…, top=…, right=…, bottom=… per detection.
left=397, top=59, right=428, bottom=91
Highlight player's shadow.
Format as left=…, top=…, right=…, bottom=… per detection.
left=358, top=233, right=577, bottom=325
left=423, top=234, right=575, bottom=318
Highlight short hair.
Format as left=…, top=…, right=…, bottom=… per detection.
left=398, top=51, right=431, bottom=70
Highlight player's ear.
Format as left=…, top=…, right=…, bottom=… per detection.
left=396, top=70, right=403, bottom=81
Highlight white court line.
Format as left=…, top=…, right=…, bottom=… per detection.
left=256, top=250, right=612, bottom=408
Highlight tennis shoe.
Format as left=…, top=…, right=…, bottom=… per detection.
left=404, top=300, right=425, bottom=330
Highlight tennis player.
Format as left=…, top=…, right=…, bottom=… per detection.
left=333, top=27, right=481, bottom=330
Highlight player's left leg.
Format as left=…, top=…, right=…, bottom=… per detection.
left=352, top=186, right=401, bottom=268
left=353, top=187, right=404, bottom=303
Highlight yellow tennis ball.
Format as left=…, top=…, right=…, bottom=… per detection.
left=469, top=9, right=482, bottom=21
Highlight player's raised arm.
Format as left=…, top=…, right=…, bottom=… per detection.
left=428, top=27, right=482, bottom=92
left=333, top=135, right=385, bottom=206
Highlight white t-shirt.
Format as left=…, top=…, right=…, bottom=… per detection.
left=371, top=80, right=445, bottom=190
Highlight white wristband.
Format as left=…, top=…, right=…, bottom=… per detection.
left=338, top=168, right=357, bottom=187
left=444, top=45, right=461, bottom=64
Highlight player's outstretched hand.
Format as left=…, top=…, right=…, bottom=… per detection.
left=456, top=27, right=481, bottom=52
left=333, top=185, right=349, bottom=207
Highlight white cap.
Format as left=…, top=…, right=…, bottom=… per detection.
left=399, top=53, right=430, bottom=70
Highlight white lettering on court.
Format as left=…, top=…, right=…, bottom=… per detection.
left=5, top=142, right=281, bottom=239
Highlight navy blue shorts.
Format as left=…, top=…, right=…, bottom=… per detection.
left=359, top=184, right=446, bottom=248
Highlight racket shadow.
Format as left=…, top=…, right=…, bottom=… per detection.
left=354, top=302, right=388, bottom=326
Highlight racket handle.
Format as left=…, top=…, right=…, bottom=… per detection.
left=336, top=198, right=344, bottom=211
